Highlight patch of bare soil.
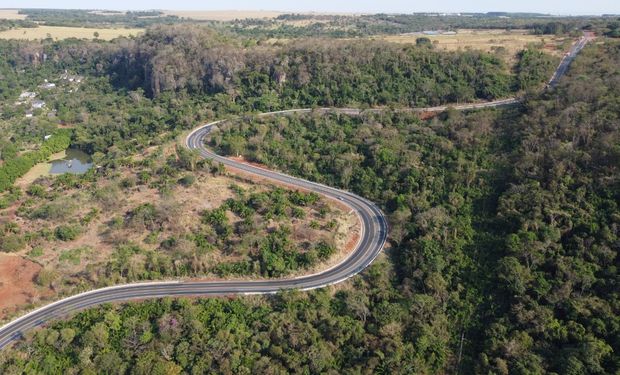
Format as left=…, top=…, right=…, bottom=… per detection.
left=0, top=254, right=50, bottom=319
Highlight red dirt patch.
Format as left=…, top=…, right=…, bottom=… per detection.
left=417, top=110, right=440, bottom=120
left=0, top=254, right=50, bottom=319
left=229, top=155, right=272, bottom=170
left=343, top=231, right=361, bottom=255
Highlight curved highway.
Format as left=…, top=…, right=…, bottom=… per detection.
left=0, top=32, right=593, bottom=350
left=0, top=111, right=388, bottom=350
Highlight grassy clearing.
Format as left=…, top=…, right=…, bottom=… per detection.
left=0, top=25, right=144, bottom=40
left=164, top=10, right=284, bottom=21
left=380, top=29, right=569, bottom=59
left=15, top=150, right=65, bottom=187
left=0, top=9, right=25, bottom=20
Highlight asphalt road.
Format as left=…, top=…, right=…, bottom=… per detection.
left=0, top=32, right=592, bottom=351
left=548, top=34, right=594, bottom=87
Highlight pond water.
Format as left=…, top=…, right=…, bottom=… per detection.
left=49, top=149, right=93, bottom=175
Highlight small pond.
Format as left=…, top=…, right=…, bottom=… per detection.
left=49, top=149, right=93, bottom=175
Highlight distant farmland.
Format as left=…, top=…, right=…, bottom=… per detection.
left=380, top=29, right=569, bottom=59
left=163, top=10, right=284, bottom=21
left=0, top=25, right=144, bottom=40
left=0, top=9, right=26, bottom=20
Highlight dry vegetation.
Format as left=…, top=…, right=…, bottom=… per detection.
left=163, top=10, right=284, bottom=21
left=0, top=25, right=144, bottom=40
left=380, top=29, right=570, bottom=60
left=0, top=143, right=357, bottom=320
left=0, top=9, right=25, bottom=20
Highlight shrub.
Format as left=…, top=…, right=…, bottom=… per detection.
left=55, top=225, right=81, bottom=241
left=28, top=247, right=44, bottom=257
left=0, top=234, right=25, bottom=252
left=27, top=184, right=46, bottom=197
left=178, top=174, right=195, bottom=187
left=315, top=241, right=335, bottom=260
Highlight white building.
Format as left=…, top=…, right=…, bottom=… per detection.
left=19, top=91, right=36, bottom=100
left=40, top=82, right=56, bottom=89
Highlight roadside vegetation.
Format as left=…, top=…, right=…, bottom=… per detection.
left=0, top=142, right=353, bottom=318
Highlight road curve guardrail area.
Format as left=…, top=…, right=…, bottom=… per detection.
left=0, top=32, right=593, bottom=350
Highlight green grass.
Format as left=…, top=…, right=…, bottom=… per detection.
left=59, top=246, right=90, bottom=265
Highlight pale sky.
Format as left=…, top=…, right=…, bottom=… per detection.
left=1, top=0, right=619, bottom=16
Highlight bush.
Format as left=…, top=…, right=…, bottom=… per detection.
left=291, top=207, right=306, bottom=219
left=178, top=174, right=195, bottom=187
left=55, top=225, right=81, bottom=241
left=30, top=201, right=75, bottom=220
left=59, top=247, right=88, bottom=265
left=0, top=234, right=25, bottom=252
left=27, top=184, right=46, bottom=197
left=315, top=241, right=335, bottom=260
left=28, top=246, right=44, bottom=257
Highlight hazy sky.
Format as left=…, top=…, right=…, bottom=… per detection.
left=2, top=0, right=619, bottom=16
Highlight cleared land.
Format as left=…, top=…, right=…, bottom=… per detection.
left=0, top=254, right=48, bottom=318
left=381, top=29, right=569, bottom=58
left=0, top=9, right=25, bottom=20
left=0, top=143, right=357, bottom=320
left=164, top=10, right=284, bottom=21
left=0, top=25, right=144, bottom=40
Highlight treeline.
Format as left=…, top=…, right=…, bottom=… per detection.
left=107, top=26, right=522, bottom=105
left=0, top=19, right=38, bottom=32
left=0, top=129, right=72, bottom=192
left=229, top=13, right=597, bottom=39
left=2, top=26, right=555, bottom=108
left=17, top=9, right=184, bottom=28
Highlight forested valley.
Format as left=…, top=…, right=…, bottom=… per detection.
left=0, top=23, right=617, bottom=374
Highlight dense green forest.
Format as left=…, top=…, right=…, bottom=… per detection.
left=1, top=26, right=550, bottom=104
left=105, top=26, right=515, bottom=103
left=0, top=24, right=555, bottom=167
left=0, top=27, right=617, bottom=373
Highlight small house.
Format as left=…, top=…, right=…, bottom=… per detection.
left=19, top=91, right=36, bottom=100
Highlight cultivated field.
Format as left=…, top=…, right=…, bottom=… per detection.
left=0, top=9, right=25, bottom=20
left=164, top=10, right=284, bottom=21
left=381, top=29, right=569, bottom=58
left=0, top=25, right=144, bottom=40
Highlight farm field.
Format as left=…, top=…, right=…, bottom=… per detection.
left=380, top=28, right=569, bottom=58
left=0, top=25, right=144, bottom=40
left=164, top=10, right=284, bottom=21
left=0, top=9, right=25, bottom=20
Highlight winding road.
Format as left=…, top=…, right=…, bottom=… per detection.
left=0, top=114, right=388, bottom=350
left=0, top=32, right=593, bottom=350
